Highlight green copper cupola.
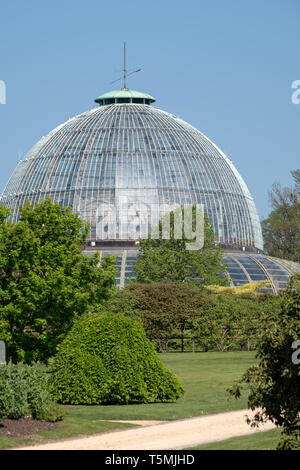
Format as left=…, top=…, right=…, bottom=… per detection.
left=94, top=88, right=156, bottom=106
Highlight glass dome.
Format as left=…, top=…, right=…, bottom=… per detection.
left=0, top=89, right=263, bottom=251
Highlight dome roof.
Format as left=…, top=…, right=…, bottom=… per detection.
left=0, top=89, right=263, bottom=251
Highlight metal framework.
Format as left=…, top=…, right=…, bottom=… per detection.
left=0, top=96, right=263, bottom=250
left=83, top=249, right=299, bottom=291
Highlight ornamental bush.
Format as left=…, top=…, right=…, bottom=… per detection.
left=49, top=313, right=184, bottom=405
left=0, top=362, right=64, bottom=422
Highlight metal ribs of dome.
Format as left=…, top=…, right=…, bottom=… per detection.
left=83, top=249, right=300, bottom=292
left=0, top=97, right=263, bottom=251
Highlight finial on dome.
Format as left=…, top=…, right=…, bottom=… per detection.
left=111, top=42, right=142, bottom=89
left=94, top=43, right=155, bottom=106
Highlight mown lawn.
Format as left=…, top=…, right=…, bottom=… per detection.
left=0, top=420, right=136, bottom=450
left=188, top=428, right=281, bottom=450
left=65, top=351, right=256, bottom=422
left=0, top=351, right=257, bottom=448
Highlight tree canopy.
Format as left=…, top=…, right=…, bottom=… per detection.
left=228, top=273, right=300, bottom=450
left=0, top=198, right=117, bottom=363
left=262, top=169, right=300, bottom=262
left=106, top=281, right=282, bottom=353
left=133, top=206, right=229, bottom=287
left=50, top=313, right=184, bottom=405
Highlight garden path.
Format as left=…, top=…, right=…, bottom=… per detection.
left=15, top=408, right=276, bottom=450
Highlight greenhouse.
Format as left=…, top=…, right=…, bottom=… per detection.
left=1, top=87, right=299, bottom=289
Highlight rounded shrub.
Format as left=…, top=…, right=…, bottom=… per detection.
left=49, top=313, right=184, bottom=405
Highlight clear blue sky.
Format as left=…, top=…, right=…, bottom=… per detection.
left=0, top=0, right=299, bottom=220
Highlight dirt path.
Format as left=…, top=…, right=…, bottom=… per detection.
left=15, top=409, right=276, bottom=450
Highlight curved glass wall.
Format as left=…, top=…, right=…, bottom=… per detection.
left=83, top=249, right=300, bottom=292
left=0, top=102, right=263, bottom=250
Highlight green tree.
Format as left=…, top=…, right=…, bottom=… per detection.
left=0, top=198, right=117, bottom=363
left=134, top=206, right=229, bottom=287
left=50, top=313, right=184, bottom=405
left=228, top=274, right=300, bottom=450
left=106, top=282, right=282, bottom=353
left=107, top=282, right=209, bottom=352
left=262, top=170, right=300, bottom=262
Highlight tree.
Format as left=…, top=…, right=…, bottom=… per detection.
left=0, top=198, right=117, bottom=363
left=262, top=170, right=300, bottom=262
left=50, top=313, right=184, bottom=405
left=200, top=288, right=281, bottom=352
left=106, top=281, right=282, bottom=353
left=228, top=274, right=300, bottom=450
left=134, top=206, right=229, bottom=287
left=107, top=282, right=209, bottom=352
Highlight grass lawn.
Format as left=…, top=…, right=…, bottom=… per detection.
left=0, top=351, right=257, bottom=449
left=0, top=420, right=136, bottom=450
left=65, top=351, right=256, bottom=422
left=187, top=428, right=281, bottom=450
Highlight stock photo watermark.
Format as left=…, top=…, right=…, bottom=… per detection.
left=292, top=340, right=300, bottom=365
left=96, top=203, right=205, bottom=250
left=291, top=80, right=300, bottom=104
left=0, top=80, right=6, bottom=104
left=0, top=340, right=6, bottom=364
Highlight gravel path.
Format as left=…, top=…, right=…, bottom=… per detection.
left=15, top=408, right=276, bottom=450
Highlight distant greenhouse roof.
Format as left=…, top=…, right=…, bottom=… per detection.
left=95, top=88, right=156, bottom=106
left=82, top=249, right=300, bottom=291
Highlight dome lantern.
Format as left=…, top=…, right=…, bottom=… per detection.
left=94, top=88, right=156, bottom=106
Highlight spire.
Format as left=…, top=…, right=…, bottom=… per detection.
left=123, top=41, right=127, bottom=89
left=111, top=42, right=142, bottom=90
left=94, top=44, right=155, bottom=106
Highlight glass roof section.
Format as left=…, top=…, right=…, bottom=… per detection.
left=82, top=249, right=299, bottom=292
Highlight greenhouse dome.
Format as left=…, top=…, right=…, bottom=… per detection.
left=1, top=88, right=263, bottom=251
left=1, top=87, right=299, bottom=291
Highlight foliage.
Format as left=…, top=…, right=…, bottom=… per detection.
left=106, top=282, right=282, bottom=352
left=0, top=198, right=117, bottom=363
left=107, top=282, right=208, bottom=352
left=49, top=313, right=184, bottom=405
left=205, top=280, right=272, bottom=295
left=262, top=169, right=300, bottom=262
left=0, top=352, right=258, bottom=448
left=0, top=362, right=64, bottom=422
left=228, top=273, right=300, bottom=450
left=198, top=292, right=272, bottom=352
left=53, top=352, right=257, bottom=421
left=134, top=206, right=229, bottom=287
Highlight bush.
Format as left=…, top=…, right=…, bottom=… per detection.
left=105, top=283, right=282, bottom=352
left=50, top=313, right=184, bottom=405
left=0, top=362, right=64, bottom=422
